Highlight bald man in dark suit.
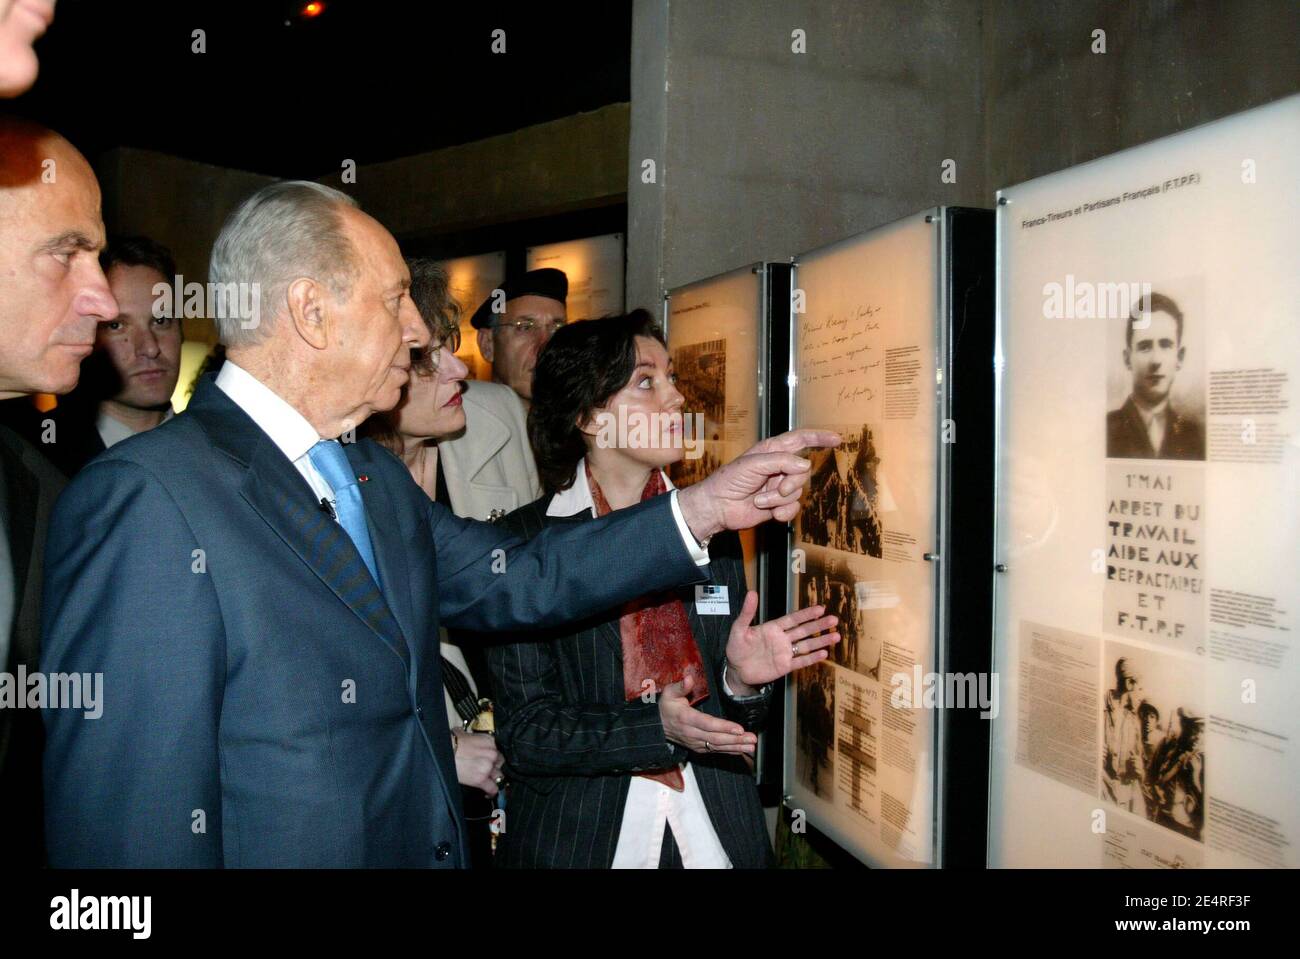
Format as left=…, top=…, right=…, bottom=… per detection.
left=0, top=118, right=119, bottom=864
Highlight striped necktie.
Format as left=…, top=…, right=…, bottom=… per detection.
left=308, top=439, right=381, bottom=589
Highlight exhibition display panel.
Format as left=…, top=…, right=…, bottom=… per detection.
left=664, top=265, right=797, bottom=792
left=434, top=250, right=507, bottom=382
left=664, top=264, right=770, bottom=591
left=782, top=208, right=995, bottom=867
left=526, top=233, right=626, bottom=321
left=988, top=95, right=1300, bottom=868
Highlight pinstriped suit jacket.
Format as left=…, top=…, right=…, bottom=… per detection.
left=486, top=496, right=775, bottom=869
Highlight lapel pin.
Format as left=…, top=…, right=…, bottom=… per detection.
left=357, top=474, right=369, bottom=483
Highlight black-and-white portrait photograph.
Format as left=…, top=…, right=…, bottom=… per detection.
left=1105, top=281, right=1205, bottom=461
left=671, top=338, right=726, bottom=442
left=797, top=423, right=884, bottom=557
left=799, top=547, right=881, bottom=680
left=795, top=662, right=836, bottom=800
left=1101, top=643, right=1205, bottom=842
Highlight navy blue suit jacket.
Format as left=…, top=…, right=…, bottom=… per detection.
left=40, top=377, right=706, bottom=867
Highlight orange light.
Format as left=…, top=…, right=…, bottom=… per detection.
left=302, top=2, right=324, bottom=17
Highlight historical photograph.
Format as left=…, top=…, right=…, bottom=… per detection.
left=671, top=338, right=726, bottom=442
left=1106, top=284, right=1205, bottom=461
left=669, top=444, right=722, bottom=489
left=799, top=547, right=881, bottom=679
left=798, top=423, right=884, bottom=557
left=1101, top=643, right=1205, bottom=842
left=795, top=662, right=836, bottom=800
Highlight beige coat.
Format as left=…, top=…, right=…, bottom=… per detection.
left=435, top=380, right=541, bottom=725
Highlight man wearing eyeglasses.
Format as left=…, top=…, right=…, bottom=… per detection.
left=470, top=268, right=568, bottom=411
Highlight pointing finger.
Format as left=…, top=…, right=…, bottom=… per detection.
left=770, top=500, right=802, bottom=523
left=756, top=429, right=842, bottom=454
left=746, top=451, right=813, bottom=478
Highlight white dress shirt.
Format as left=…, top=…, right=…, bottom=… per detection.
left=215, top=362, right=335, bottom=503
left=548, top=460, right=732, bottom=869
left=1132, top=397, right=1169, bottom=454
left=96, top=406, right=174, bottom=450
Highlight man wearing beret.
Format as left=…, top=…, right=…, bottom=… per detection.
left=471, top=267, right=567, bottom=410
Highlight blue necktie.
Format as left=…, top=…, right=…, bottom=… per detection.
left=308, top=439, right=381, bottom=589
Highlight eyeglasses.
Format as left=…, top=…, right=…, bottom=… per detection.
left=411, top=327, right=462, bottom=376
left=491, top=316, right=566, bottom=336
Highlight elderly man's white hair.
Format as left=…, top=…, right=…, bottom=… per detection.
left=209, top=180, right=360, bottom=346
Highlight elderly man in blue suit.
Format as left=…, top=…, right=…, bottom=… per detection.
left=40, top=181, right=835, bottom=868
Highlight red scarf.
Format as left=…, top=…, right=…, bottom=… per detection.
left=587, top=463, right=709, bottom=791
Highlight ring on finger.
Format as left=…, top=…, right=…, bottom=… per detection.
left=792, top=641, right=802, bottom=656
left=704, top=741, right=714, bottom=752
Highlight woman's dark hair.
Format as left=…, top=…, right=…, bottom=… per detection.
left=529, top=309, right=665, bottom=493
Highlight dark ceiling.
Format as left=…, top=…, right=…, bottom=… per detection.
left=10, top=0, right=633, bottom=178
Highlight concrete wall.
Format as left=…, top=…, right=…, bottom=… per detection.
left=628, top=0, right=987, bottom=311
left=628, top=0, right=1300, bottom=307
left=95, top=105, right=633, bottom=341
left=325, top=104, right=630, bottom=242
left=983, top=0, right=1300, bottom=190
left=97, top=148, right=276, bottom=286
left=97, top=105, right=631, bottom=281
left=97, top=148, right=275, bottom=342
left=627, top=0, right=673, bottom=318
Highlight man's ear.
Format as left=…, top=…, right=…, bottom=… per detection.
left=1176, top=344, right=1185, bottom=369
left=287, top=277, right=329, bottom=350
left=476, top=326, right=494, bottom=363
left=1122, top=347, right=1131, bottom=371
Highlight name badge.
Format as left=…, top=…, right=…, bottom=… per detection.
left=695, top=584, right=730, bottom=615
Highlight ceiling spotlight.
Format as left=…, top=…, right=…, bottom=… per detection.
left=301, top=2, right=325, bottom=17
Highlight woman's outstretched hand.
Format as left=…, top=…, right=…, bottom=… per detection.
left=724, top=590, right=839, bottom=692
left=658, top=673, right=757, bottom=756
